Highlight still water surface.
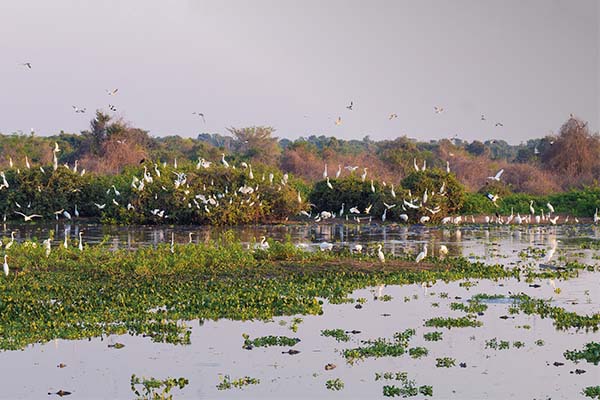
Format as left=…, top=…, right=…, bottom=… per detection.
left=0, top=223, right=598, bottom=399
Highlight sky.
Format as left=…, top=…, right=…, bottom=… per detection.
left=1, top=0, right=598, bottom=144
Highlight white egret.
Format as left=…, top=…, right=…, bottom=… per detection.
left=43, top=238, right=51, bottom=257
left=390, top=184, right=396, bottom=198
left=3, top=255, right=8, bottom=276
left=5, top=232, right=15, bottom=250
left=257, top=236, right=270, bottom=250
left=545, top=239, right=559, bottom=263
left=323, top=164, right=328, bottom=179
left=364, top=204, right=373, bottom=214
left=419, top=216, right=430, bottom=224
left=221, top=153, right=230, bottom=168
left=415, top=244, right=428, bottom=263
left=74, top=204, right=79, bottom=218
left=370, top=180, right=375, bottom=193
left=326, top=177, right=333, bottom=190
left=413, top=158, right=420, bottom=172
left=547, top=202, right=555, bottom=213
left=339, top=203, right=345, bottom=216
left=78, top=232, right=84, bottom=251
left=383, top=202, right=396, bottom=210
left=335, top=164, right=341, bottom=178
left=381, top=208, right=387, bottom=222
left=63, top=210, right=72, bottom=220
left=352, top=244, right=363, bottom=253
left=14, top=212, right=42, bottom=222
left=63, top=229, right=68, bottom=249
left=439, top=245, right=448, bottom=256
left=95, top=203, right=106, bottom=209
left=319, top=242, right=333, bottom=251
left=529, top=200, right=535, bottom=215
left=349, top=207, right=360, bottom=214
left=399, top=214, right=409, bottom=222
left=361, top=168, right=368, bottom=182
left=446, top=161, right=450, bottom=173
left=487, top=169, right=504, bottom=181
left=377, top=244, right=385, bottom=263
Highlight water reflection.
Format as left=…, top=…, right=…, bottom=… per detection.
left=2, top=222, right=600, bottom=265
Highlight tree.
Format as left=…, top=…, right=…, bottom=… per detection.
left=227, top=126, right=281, bottom=166
left=541, top=117, right=600, bottom=186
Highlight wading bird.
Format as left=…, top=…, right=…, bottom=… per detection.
left=415, top=244, right=428, bottom=263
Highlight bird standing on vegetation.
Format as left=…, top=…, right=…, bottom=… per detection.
left=78, top=232, right=84, bottom=251
left=377, top=244, right=385, bottom=263
left=3, top=255, right=8, bottom=276
left=415, top=244, right=428, bottom=263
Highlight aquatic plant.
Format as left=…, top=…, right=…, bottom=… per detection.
left=435, top=357, right=456, bottom=368
left=450, top=301, right=488, bottom=314
left=325, top=378, right=344, bottom=391
left=216, top=375, right=260, bottom=390
left=320, top=329, right=350, bottom=342
left=582, top=386, right=600, bottom=399
left=408, top=346, right=428, bottom=359
left=342, top=329, right=415, bottom=364
left=564, top=342, right=600, bottom=365
left=242, top=334, right=300, bottom=349
left=424, top=316, right=483, bottom=329
left=130, top=374, right=189, bottom=400
left=423, top=331, right=443, bottom=341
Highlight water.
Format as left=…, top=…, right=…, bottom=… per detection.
left=0, top=223, right=599, bottom=399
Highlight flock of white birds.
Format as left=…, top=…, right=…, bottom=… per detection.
left=1, top=142, right=599, bottom=275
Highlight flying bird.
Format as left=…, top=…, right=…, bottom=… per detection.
left=434, top=106, right=444, bottom=114
left=481, top=114, right=486, bottom=121
left=388, top=113, right=398, bottom=120
left=334, top=116, right=342, bottom=126
left=109, top=104, right=117, bottom=112
left=72, top=106, right=86, bottom=113
left=106, top=88, right=119, bottom=96
left=346, top=101, right=353, bottom=110
left=20, top=62, right=32, bottom=69
left=495, top=122, right=504, bottom=127
left=192, top=112, right=206, bottom=123
left=14, top=211, right=42, bottom=222
left=487, top=169, right=504, bottom=181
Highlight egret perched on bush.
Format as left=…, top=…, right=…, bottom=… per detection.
left=3, top=255, right=8, bottom=276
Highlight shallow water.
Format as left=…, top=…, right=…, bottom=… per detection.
left=0, top=223, right=599, bottom=399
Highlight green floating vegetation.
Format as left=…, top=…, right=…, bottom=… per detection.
left=485, top=338, right=510, bottom=350
left=242, top=334, right=300, bottom=349
left=342, top=329, right=415, bottom=364
left=582, top=386, right=600, bottom=399
left=130, top=374, right=189, bottom=400
left=378, top=294, right=393, bottom=302
left=320, top=329, right=350, bottom=342
left=216, top=375, right=260, bottom=390
left=375, top=372, right=408, bottom=381
left=325, top=378, right=344, bottom=391
left=424, top=316, right=483, bottom=329
left=423, top=331, right=443, bottom=341
left=408, top=347, right=429, bottom=359
left=435, top=357, right=456, bottom=368
left=379, top=372, right=433, bottom=397
left=512, top=294, right=600, bottom=332
left=450, top=301, right=488, bottom=314
left=564, top=342, right=600, bottom=365
left=0, top=234, right=596, bottom=351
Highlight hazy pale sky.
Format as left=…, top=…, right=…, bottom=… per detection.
left=1, top=0, right=598, bottom=143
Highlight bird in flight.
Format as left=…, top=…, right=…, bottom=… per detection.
left=334, top=116, right=342, bottom=126
left=72, top=106, right=86, bottom=113
left=14, top=211, right=42, bottom=221
left=192, top=112, right=206, bottom=123
left=388, top=113, right=398, bottom=120
left=481, top=114, right=486, bottom=121
left=106, top=88, right=119, bottom=96
left=487, top=169, right=504, bottom=181
left=109, top=104, right=117, bottom=112
left=495, top=122, right=504, bottom=127
left=434, top=106, right=444, bottom=114
left=346, top=101, right=353, bottom=110
left=20, top=62, right=32, bottom=69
